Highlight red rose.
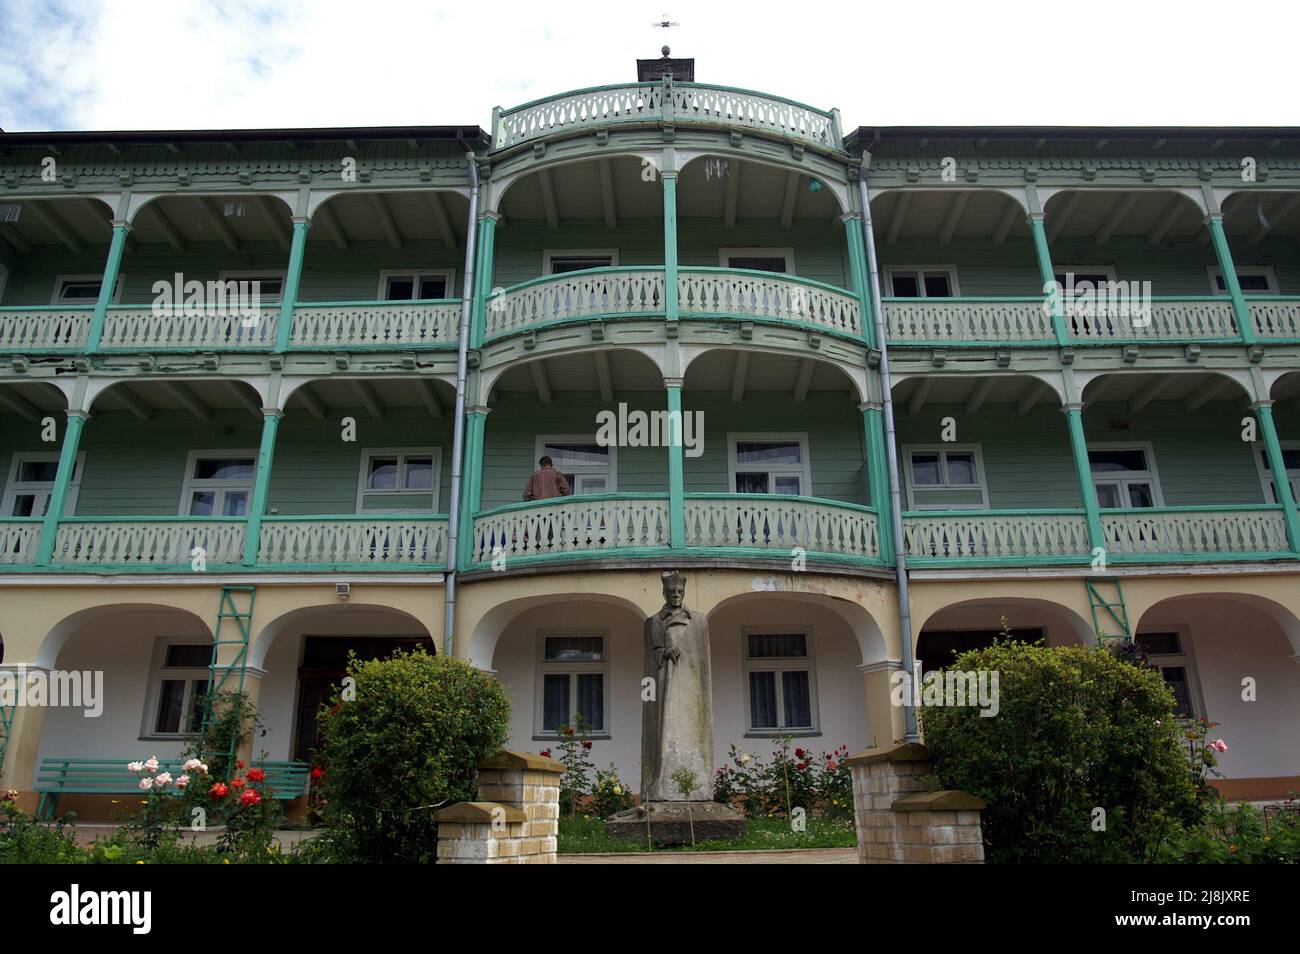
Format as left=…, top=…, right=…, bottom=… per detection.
left=247, top=768, right=266, bottom=783
left=310, top=766, right=323, bottom=780
left=581, top=740, right=592, bottom=750
left=230, top=776, right=247, bottom=791
left=565, top=726, right=575, bottom=736
left=240, top=789, right=261, bottom=807
left=796, top=762, right=807, bottom=771
left=794, top=748, right=805, bottom=759
left=236, top=760, right=245, bottom=769
left=209, top=782, right=229, bottom=799
left=539, top=749, right=551, bottom=758
left=826, top=760, right=838, bottom=772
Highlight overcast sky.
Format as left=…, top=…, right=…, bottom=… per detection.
left=1, top=0, right=1295, bottom=133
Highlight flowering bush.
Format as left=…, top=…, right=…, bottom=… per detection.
left=713, top=738, right=852, bottom=819
left=589, top=764, right=636, bottom=817
left=1159, top=798, right=1300, bottom=863
left=551, top=719, right=597, bottom=816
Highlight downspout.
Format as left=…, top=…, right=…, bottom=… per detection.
left=443, top=136, right=481, bottom=657
left=857, top=140, right=920, bottom=742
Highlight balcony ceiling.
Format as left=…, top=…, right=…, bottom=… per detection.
left=684, top=349, right=855, bottom=393
left=493, top=350, right=662, bottom=394
left=871, top=191, right=1032, bottom=243
left=308, top=191, right=469, bottom=246
left=0, top=198, right=118, bottom=250
left=892, top=371, right=1251, bottom=413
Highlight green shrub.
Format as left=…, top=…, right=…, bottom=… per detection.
left=921, top=638, right=1199, bottom=863
left=713, top=738, right=852, bottom=819
left=315, top=649, right=510, bottom=863
left=1158, top=799, right=1300, bottom=863
left=0, top=801, right=84, bottom=864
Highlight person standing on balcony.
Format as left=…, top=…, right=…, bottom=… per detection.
left=522, top=456, right=571, bottom=501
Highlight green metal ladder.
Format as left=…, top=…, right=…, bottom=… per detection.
left=198, top=585, right=257, bottom=765
left=1086, top=578, right=1132, bottom=642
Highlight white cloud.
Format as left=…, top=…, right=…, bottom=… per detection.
left=1, top=0, right=1296, bottom=133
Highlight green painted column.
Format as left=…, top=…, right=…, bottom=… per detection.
left=1254, top=401, right=1300, bottom=552
left=666, top=381, right=686, bottom=548
left=1206, top=214, right=1256, bottom=344
left=242, top=409, right=282, bottom=565
left=860, top=402, right=893, bottom=563
left=1028, top=213, right=1068, bottom=346
left=842, top=212, right=875, bottom=348
left=1063, top=403, right=1104, bottom=553
left=83, top=223, right=131, bottom=354
left=663, top=171, right=679, bottom=323
left=457, top=406, right=489, bottom=568
left=471, top=214, right=499, bottom=348
left=35, top=411, right=88, bottom=565
left=273, top=217, right=310, bottom=352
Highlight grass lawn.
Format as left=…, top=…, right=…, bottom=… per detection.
left=558, top=814, right=856, bottom=853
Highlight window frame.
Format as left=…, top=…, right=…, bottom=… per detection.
left=1089, top=441, right=1166, bottom=509
left=140, top=636, right=212, bottom=741
left=718, top=247, right=796, bottom=274
left=177, top=448, right=259, bottom=518
left=542, top=250, right=619, bottom=275
left=534, top=434, right=617, bottom=495
left=51, top=273, right=124, bottom=305
left=1134, top=625, right=1205, bottom=720
left=883, top=265, right=961, bottom=298
left=728, top=432, right=812, bottom=497
left=375, top=268, right=456, bottom=301
left=1, top=451, right=86, bottom=517
left=1207, top=265, right=1279, bottom=295
left=533, top=630, right=611, bottom=739
left=215, top=268, right=286, bottom=305
left=354, top=446, right=442, bottom=513
left=901, top=443, right=990, bottom=510
left=742, top=628, right=820, bottom=737
left=1252, top=439, right=1300, bottom=505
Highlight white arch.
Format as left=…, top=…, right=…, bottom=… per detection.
left=706, top=590, right=888, bottom=667
left=248, top=603, right=434, bottom=671
left=914, top=596, right=1095, bottom=647
left=468, top=593, right=647, bottom=671
left=37, top=602, right=212, bottom=670
left=1136, top=592, right=1300, bottom=658
left=681, top=345, right=867, bottom=403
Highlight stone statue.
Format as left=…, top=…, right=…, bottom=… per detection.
left=607, top=569, right=745, bottom=844
left=640, top=569, right=714, bottom=801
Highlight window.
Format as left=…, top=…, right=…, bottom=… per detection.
left=536, top=634, right=608, bottom=736
left=535, top=436, right=616, bottom=495
left=356, top=448, right=441, bottom=512
left=217, top=269, right=285, bottom=304
left=729, top=434, right=811, bottom=495
left=145, top=640, right=211, bottom=737
left=377, top=269, right=455, bottom=301
left=1135, top=630, right=1202, bottom=718
left=719, top=247, right=794, bottom=274
left=179, top=451, right=256, bottom=516
left=51, top=274, right=124, bottom=305
left=1053, top=267, right=1117, bottom=291
left=1208, top=266, right=1278, bottom=295
left=2, top=452, right=84, bottom=517
left=886, top=266, right=959, bottom=298
left=1254, top=442, right=1300, bottom=504
left=544, top=250, right=618, bottom=275
left=744, top=632, right=817, bottom=733
left=1089, top=444, right=1163, bottom=509
left=902, top=445, right=989, bottom=510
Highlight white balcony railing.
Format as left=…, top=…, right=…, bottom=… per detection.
left=290, top=300, right=460, bottom=348
left=684, top=494, right=879, bottom=559
left=258, top=517, right=448, bottom=566
left=902, top=510, right=1091, bottom=561
left=0, top=307, right=92, bottom=351
left=100, top=306, right=279, bottom=350
left=485, top=269, right=665, bottom=339
left=49, top=519, right=246, bottom=567
left=0, top=520, right=42, bottom=564
left=679, top=268, right=861, bottom=337
left=1248, top=298, right=1300, bottom=339
left=1066, top=298, right=1237, bottom=342
left=883, top=298, right=1052, bottom=343
left=1102, top=506, right=1290, bottom=557
left=472, top=494, right=670, bottom=563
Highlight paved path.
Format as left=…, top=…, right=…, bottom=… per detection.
left=561, top=847, right=856, bottom=864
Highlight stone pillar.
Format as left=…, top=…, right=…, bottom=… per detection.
left=845, top=741, right=985, bottom=864
left=434, top=751, right=562, bottom=864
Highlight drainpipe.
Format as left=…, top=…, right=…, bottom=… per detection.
left=443, top=137, right=481, bottom=657
left=857, top=149, right=920, bottom=743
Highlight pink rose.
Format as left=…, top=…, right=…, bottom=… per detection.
left=138, top=777, right=154, bottom=790
left=1212, top=739, right=1228, bottom=753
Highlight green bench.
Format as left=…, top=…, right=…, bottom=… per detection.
left=35, top=758, right=311, bottom=819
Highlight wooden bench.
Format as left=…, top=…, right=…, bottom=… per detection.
left=35, top=758, right=311, bottom=819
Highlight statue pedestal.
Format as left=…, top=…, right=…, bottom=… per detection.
left=606, top=801, right=746, bottom=847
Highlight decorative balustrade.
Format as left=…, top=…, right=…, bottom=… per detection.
left=1066, top=297, right=1237, bottom=342
left=484, top=269, right=664, bottom=339
left=471, top=494, right=669, bottom=564
left=882, top=298, right=1052, bottom=343
left=258, top=516, right=448, bottom=566
left=492, top=82, right=840, bottom=153
left=291, top=300, right=460, bottom=348
left=679, top=268, right=861, bottom=337
left=100, top=305, right=279, bottom=351
left=1102, top=506, right=1290, bottom=558
left=0, top=520, right=41, bottom=564
left=0, top=307, right=92, bottom=351
left=1247, top=297, right=1300, bottom=340
left=684, top=494, right=879, bottom=559
left=902, top=510, right=1091, bottom=562
left=49, top=519, right=246, bottom=567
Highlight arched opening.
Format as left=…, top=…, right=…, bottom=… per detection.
left=1134, top=593, right=1300, bottom=799
left=916, top=596, right=1093, bottom=674
left=0, top=197, right=116, bottom=311
left=252, top=603, right=435, bottom=763
left=1220, top=190, right=1300, bottom=297
left=0, top=383, right=70, bottom=540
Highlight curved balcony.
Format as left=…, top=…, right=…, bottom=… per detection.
left=470, top=494, right=670, bottom=565
left=683, top=494, right=880, bottom=562
left=483, top=267, right=863, bottom=344
left=491, top=82, right=842, bottom=155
